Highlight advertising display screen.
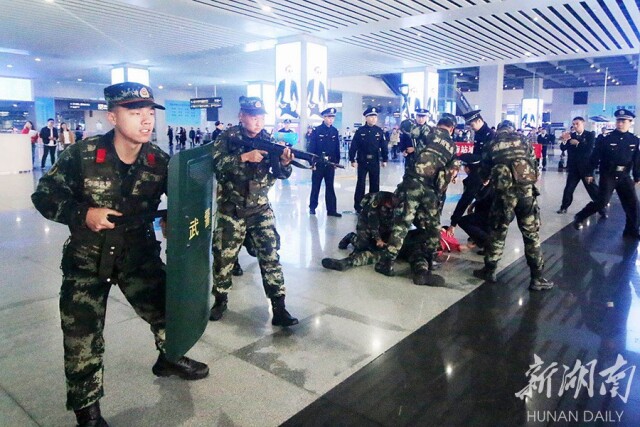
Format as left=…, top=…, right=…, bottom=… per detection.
left=306, top=43, right=327, bottom=121
left=401, top=72, right=424, bottom=119
left=275, top=42, right=301, bottom=120
left=521, top=98, right=543, bottom=129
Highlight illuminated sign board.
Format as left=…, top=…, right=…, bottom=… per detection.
left=190, top=97, right=223, bottom=109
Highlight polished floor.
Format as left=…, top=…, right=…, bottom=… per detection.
left=1, top=146, right=639, bottom=426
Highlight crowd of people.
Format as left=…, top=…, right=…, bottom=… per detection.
left=30, top=80, right=639, bottom=426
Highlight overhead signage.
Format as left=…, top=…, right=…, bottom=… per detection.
left=190, top=97, right=223, bottom=109
left=67, top=101, right=108, bottom=111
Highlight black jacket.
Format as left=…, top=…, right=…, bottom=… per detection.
left=565, top=131, right=595, bottom=175
left=308, top=123, right=340, bottom=164
left=349, top=124, right=388, bottom=164
left=589, top=129, right=640, bottom=180
left=473, top=123, right=494, bottom=156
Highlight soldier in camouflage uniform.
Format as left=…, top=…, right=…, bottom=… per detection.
left=31, top=83, right=209, bottom=427
left=472, top=120, right=554, bottom=291
left=209, top=96, right=298, bottom=327
left=374, top=116, right=459, bottom=286
left=321, top=191, right=435, bottom=285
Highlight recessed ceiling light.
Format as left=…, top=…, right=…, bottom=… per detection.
left=261, top=4, right=272, bottom=12
left=45, top=0, right=54, bottom=3
left=7, top=64, right=13, bottom=68
left=35, top=57, right=41, bottom=62
left=596, top=68, right=601, bottom=72
left=158, top=85, right=164, bottom=89
left=590, top=64, right=595, bottom=68
left=574, top=48, right=580, bottom=52
left=524, top=51, right=532, bottom=56
left=534, top=17, right=538, bottom=21
left=459, top=72, right=463, bottom=76
left=77, top=78, right=82, bottom=81
left=187, top=83, right=192, bottom=86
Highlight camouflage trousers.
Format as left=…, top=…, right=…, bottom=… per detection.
left=212, top=207, right=285, bottom=298
left=384, top=177, right=441, bottom=261
left=60, top=239, right=165, bottom=410
left=338, top=229, right=431, bottom=269
left=485, top=186, right=544, bottom=276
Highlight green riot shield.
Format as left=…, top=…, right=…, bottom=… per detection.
left=165, top=144, right=214, bottom=362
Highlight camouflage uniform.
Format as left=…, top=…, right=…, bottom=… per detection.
left=31, top=130, right=169, bottom=410
left=382, top=127, right=458, bottom=263
left=480, top=128, right=544, bottom=278
left=211, top=125, right=291, bottom=298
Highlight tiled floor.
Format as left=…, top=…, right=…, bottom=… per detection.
left=1, top=147, right=637, bottom=426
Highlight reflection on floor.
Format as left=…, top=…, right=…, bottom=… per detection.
left=1, top=148, right=638, bottom=426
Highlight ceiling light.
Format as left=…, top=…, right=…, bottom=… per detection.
left=475, top=76, right=478, bottom=80
left=574, top=48, right=580, bottom=52
left=596, top=68, right=600, bottom=72
left=6, top=64, right=12, bottom=68
left=440, top=59, right=446, bottom=64
left=187, top=83, right=192, bottom=86
left=524, top=51, right=532, bottom=56
left=35, top=57, right=41, bottom=62
left=77, top=78, right=82, bottom=81
left=45, top=0, right=54, bottom=3
left=459, top=72, right=463, bottom=76
left=590, top=64, right=595, bottom=68
left=158, top=85, right=164, bottom=89
left=261, top=4, right=272, bottom=12
left=533, top=17, right=538, bottom=21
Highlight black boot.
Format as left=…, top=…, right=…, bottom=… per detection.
left=322, top=258, right=350, bottom=271
left=232, top=260, right=243, bottom=276
left=411, top=261, right=445, bottom=286
left=529, top=277, right=554, bottom=291
left=209, top=292, right=228, bottom=321
left=338, top=232, right=356, bottom=250
left=473, top=265, right=497, bottom=283
left=374, top=257, right=394, bottom=276
left=271, top=296, right=299, bottom=327
left=74, top=401, right=109, bottom=427
left=152, top=352, right=209, bottom=380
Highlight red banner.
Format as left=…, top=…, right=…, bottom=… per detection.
left=456, top=142, right=543, bottom=159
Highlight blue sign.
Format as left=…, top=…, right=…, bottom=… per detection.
left=588, top=103, right=635, bottom=120
left=35, top=97, right=55, bottom=129
left=165, top=100, right=201, bottom=127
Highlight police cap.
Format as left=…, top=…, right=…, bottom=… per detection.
left=614, top=109, right=635, bottom=120
left=104, top=82, right=165, bottom=110
left=462, top=109, right=482, bottom=124
left=458, top=153, right=481, bottom=166
left=283, top=119, right=292, bottom=124
left=363, top=107, right=378, bottom=117
left=321, top=107, right=337, bottom=117
left=415, top=108, right=429, bottom=116
left=239, top=96, right=267, bottom=115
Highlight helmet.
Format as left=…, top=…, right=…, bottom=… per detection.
left=497, top=120, right=515, bottom=131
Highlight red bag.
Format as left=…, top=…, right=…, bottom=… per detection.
left=439, top=229, right=461, bottom=252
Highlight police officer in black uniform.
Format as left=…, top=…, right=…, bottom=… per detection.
left=349, top=107, right=388, bottom=212
left=557, top=116, right=604, bottom=216
left=462, top=109, right=494, bottom=157
left=309, top=107, right=342, bottom=217
left=573, top=109, right=640, bottom=238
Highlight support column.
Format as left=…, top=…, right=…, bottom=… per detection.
left=478, top=64, right=504, bottom=127
left=341, top=92, right=363, bottom=135
left=636, top=66, right=640, bottom=126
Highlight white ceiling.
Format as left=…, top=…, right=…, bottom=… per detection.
left=1, top=0, right=638, bottom=91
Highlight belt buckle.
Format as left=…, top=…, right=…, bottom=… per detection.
left=615, top=166, right=626, bottom=172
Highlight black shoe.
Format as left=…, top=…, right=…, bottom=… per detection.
left=309, top=208, right=316, bottom=215
left=374, top=258, right=394, bottom=276
left=557, top=208, right=567, bottom=214
left=412, top=268, right=445, bottom=286
left=322, top=258, right=349, bottom=271
left=231, top=261, right=243, bottom=276
left=152, top=353, right=209, bottom=380
left=541, top=167, right=546, bottom=171
left=473, top=267, right=497, bottom=283
left=529, top=277, right=554, bottom=291
left=476, top=249, right=485, bottom=256
left=327, top=212, right=342, bottom=218
left=573, top=219, right=584, bottom=230
left=74, top=401, right=109, bottom=427
left=271, top=296, right=299, bottom=327
left=338, top=232, right=356, bottom=250
left=209, top=292, right=228, bottom=321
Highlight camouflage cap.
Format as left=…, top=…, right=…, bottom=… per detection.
left=239, top=96, right=267, bottom=115
left=497, top=119, right=515, bottom=131
left=104, top=82, right=165, bottom=110
left=440, top=113, right=458, bottom=124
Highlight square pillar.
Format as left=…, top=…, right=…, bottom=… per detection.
left=478, top=64, right=504, bottom=127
